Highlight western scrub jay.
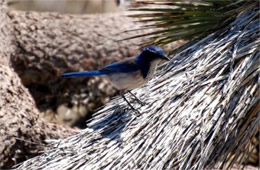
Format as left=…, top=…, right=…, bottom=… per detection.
left=62, top=45, right=169, bottom=112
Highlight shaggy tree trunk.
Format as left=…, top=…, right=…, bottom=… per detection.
left=16, top=3, right=259, bottom=170
left=0, top=2, right=78, bottom=168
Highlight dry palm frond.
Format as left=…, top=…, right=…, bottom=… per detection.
left=127, top=0, right=258, bottom=49
left=16, top=4, right=259, bottom=170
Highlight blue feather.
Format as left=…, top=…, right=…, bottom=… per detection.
left=62, top=70, right=107, bottom=78
left=102, top=57, right=139, bottom=73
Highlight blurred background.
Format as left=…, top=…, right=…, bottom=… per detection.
left=7, top=0, right=134, bottom=13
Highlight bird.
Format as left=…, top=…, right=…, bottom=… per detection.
left=62, top=45, right=169, bottom=113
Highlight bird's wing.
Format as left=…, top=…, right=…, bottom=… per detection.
left=102, top=58, right=139, bottom=73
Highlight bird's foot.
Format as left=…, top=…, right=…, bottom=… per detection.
left=127, top=91, right=146, bottom=106
left=135, top=99, right=146, bottom=106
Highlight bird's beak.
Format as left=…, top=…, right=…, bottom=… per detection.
left=161, top=54, right=170, bottom=61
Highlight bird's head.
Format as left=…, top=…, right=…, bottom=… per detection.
left=141, top=45, right=170, bottom=61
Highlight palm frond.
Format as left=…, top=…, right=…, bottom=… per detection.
left=127, top=0, right=258, bottom=49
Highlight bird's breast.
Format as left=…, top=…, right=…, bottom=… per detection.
left=104, top=71, right=146, bottom=91
left=142, top=60, right=159, bottom=82
left=104, top=60, right=160, bottom=91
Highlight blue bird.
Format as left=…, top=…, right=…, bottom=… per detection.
left=62, top=45, right=169, bottom=112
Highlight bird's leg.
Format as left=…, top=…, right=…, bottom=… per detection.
left=127, top=91, right=145, bottom=106
left=120, top=91, right=140, bottom=114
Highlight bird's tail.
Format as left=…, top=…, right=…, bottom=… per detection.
left=62, top=70, right=107, bottom=78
